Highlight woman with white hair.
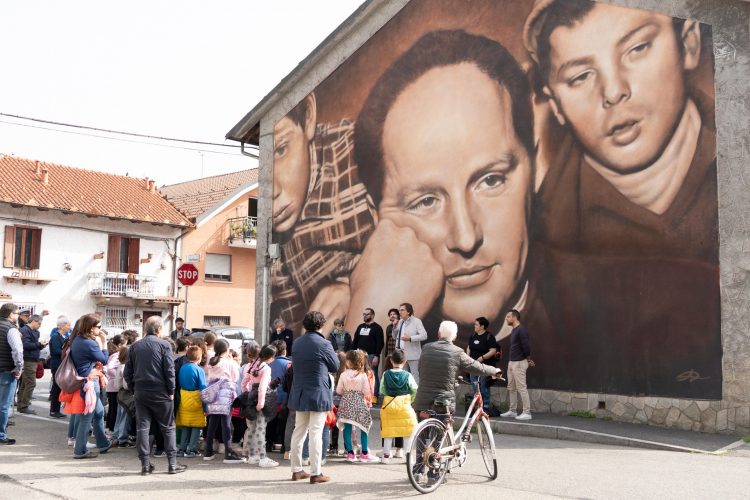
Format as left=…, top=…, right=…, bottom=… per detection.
left=412, top=321, right=502, bottom=415
left=48, top=315, right=71, bottom=418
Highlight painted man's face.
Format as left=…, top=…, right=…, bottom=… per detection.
left=545, top=4, right=699, bottom=173
left=272, top=116, right=312, bottom=233
left=380, top=63, right=531, bottom=326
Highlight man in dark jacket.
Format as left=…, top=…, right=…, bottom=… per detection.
left=17, top=314, right=46, bottom=414
left=169, top=317, right=191, bottom=341
left=288, top=311, right=339, bottom=484
left=352, top=308, right=383, bottom=396
left=48, top=315, right=71, bottom=418
left=124, top=316, right=186, bottom=475
left=270, top=318, right=294, bottom=357
left=0, top=303, right=23, bottom=445
left=414, top=320, right=501, bottom=413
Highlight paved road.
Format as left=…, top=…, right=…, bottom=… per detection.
left=1, top=375, right=747, bottom=499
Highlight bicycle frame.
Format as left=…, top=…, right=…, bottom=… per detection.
left=434, top=378, right=488, bottom=463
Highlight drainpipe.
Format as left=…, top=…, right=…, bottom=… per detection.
left=240, top=142, right=259, bottom=159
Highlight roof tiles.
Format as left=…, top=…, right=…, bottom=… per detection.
left=161, top=169, right=258, bottom=219
left=0, top=155, right=191, bottom=227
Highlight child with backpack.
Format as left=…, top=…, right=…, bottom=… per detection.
left=241, top=344, right=279, bottom=468
left=176, top=346, right=207, bottom=457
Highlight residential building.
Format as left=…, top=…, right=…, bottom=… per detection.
left=161, top=169, right=258, bottom=331
left=0, top=155, right=191, bottom=336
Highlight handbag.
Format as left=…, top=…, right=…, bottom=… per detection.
left=35, top=360, right=44, bottom=379
left=117, top=388, right=136, bottom=419
left=55, top=345, right=85, bottom=393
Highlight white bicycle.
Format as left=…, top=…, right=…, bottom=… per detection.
left=406, top=376, right=499, bottom=494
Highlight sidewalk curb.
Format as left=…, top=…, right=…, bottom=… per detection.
left=454, top=417, right=735, bottom=455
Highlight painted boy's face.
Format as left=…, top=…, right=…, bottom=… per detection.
left=545, top=4, right=698, bottom=173
left=380, top=63, right=531, bottom=326
left=272, top=116, right=312, bottom=233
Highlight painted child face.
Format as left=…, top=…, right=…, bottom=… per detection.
left=272, top=116, right=312, bottom=233
left=380, top=63, right=531, bottom=326
left=545, top=3, right=699, bottom=173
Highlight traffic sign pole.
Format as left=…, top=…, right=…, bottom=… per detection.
left=184, top=286, right=189, bottom=327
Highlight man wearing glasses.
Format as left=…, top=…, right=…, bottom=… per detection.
left=394, top=303, right=427, bottom=384
left=351, top=308, right=384, bottom=397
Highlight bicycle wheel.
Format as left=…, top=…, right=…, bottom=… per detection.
left=406, top=418, right=453, bottom=494
left=476, top=416, right=498, bottom=480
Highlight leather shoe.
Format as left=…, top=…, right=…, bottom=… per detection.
left=168, top=464, right=187, bottom=474
left=310, top=474, right=331, bottom=484
left=141, top=463, right=155, bottom=476
left=291, top=471, right=310, bottom=481
left=0, top=438, right=16, bottom=445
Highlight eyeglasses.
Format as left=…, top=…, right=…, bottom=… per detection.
left=362, top=312, right=370, bottom=316
left=95, top=324, right=102, bottom=328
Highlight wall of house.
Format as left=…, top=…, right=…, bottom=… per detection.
left=250, top=0, right=750, bottom=434
left=177, top=193, right=257, bottom=330
left=0, top=205, right=181, bottom=337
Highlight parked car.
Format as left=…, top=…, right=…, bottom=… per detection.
left=188, top=326, right=255, bottom=354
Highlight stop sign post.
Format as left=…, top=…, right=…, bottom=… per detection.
left=177, top=263, right=199, bottom=326
left=177, top=263, right=199, bottom=286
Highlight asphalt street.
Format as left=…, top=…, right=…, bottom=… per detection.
left=1, top=374, right=747, bottom=500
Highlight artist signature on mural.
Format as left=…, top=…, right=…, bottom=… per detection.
left=676, top=370, right=710, bottom=383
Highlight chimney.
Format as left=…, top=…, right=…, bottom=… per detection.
left=34, top=161, right=41, bottom=176
left=144, top=177, right=150, bottom=190
left=40, top=168, right=49, bottom=185
left=148, top=179, right=156, bottom=193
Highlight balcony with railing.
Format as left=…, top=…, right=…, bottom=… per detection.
left=227, top=216, right=257, bottom=249
left=88, top=272, right=155, bottom=300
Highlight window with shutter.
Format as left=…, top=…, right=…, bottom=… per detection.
left=3, top=225, right=42, bottom=270
left=204, top=253, right=231, bottom=281
left=107, top=235, right=140, bottom=273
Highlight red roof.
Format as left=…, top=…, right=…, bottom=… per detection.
left=0, top=155, right=191, bottom=227
left=161, top=169, right=258, bottom=220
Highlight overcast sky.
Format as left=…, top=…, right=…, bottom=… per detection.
left=0, top=0, right=362, bottom=185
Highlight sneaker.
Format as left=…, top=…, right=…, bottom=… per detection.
left=301, top=458, right=310, bottom=466
left=487, top=408, right=502, bottom=418
left=258, top=457, right=279, bottom=468
left=184, top=451, right=201, bottom=458
left=86, top=442, right=97, bottom=449
left=18, top=408, right=36, bottom=415
left=177, top=450, right=185, bottom=457
left=223, top=451, right=246, bottom=464
left=153, top=449, right=165, bottom=457
left=246, top=455, right=260, bottom=465
left=380, top=455, right=391, bottom=464
left=515, top=412, right=532, bottom=421
left=273, top=443, right=282, bottom=452
left=98, top=443, right=112, bottom=454
left=394, top=449, right=404, bottom=459
left=359, top=453, right=379, bottom=463
left=73, top=450, right=99, bottom=459
left=203, top=452, right=216, bottom=461
left=0, top=438, right=16, bottom=445
left=500, top=410, right=518, bottom=418
left=49, top=412, right=66, bottom=419
left=117, top=441, right=135, bottom=448
left=67, top=438, right=75, bottom=447
left=345, top=452, right=358, bottom=463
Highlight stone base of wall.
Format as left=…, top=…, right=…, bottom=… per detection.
left=476, top=387, right=749, bottom=435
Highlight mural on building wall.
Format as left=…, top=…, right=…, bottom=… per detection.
left=269, top=0, right=721, bottom=399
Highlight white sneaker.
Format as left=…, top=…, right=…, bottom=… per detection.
left=67, top=438, right=75, bottom=446
left=394, top=448, right=404, bottom=459
left=515, top=412, right=532, bottom=421
left=258, top=457, right=279, bottom=468
left=246, top=455, right=260, bottom=465
left=301, top=458, right=310, bottom=466
left=86, top=442, right=97, bottom=449
left=380, top=455, right=391, bottom=464
left=500, top=410, right=518, bottom=418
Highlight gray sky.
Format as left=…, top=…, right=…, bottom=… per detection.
left=0, top=0, right=362, bottom=185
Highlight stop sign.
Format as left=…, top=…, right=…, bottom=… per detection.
left=177, top=263, right=199, bottom=286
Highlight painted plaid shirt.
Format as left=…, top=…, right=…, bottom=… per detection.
left=271, top=120, right=375, bottom=331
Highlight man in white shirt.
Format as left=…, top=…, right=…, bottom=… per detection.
left=394, top=303, right=427, bottom=384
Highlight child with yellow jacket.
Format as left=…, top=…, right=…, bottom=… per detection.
left=379, top=349, right=417, bottom=464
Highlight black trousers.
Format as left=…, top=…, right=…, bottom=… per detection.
left=49, top=366, right=61, bottom=413
left=106, top=392, right=118, bottom=431
left=135, top=394, right=177, bottom=466
left=205, top=414, right=233, bottom=454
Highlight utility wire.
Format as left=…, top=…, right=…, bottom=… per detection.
left=0, top=111, right=259, bottom=150
left=0, top=119, right=243, bottom=156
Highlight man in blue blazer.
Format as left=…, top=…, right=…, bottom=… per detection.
left=288, top=311, right=339, bottom=484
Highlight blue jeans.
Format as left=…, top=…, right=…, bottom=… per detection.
left=68, top=413, right=79, bottom=439
left=178, top=427, right=201, bottom=453
left=0, top=372, right=18, bottom=440
left=74, top=381, right=110, bottom=456
left=114, top=404, right=131, bottom=443
left=302, top=424, right=330, bottom=460
left=469, top=374, right=492, bottom=410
